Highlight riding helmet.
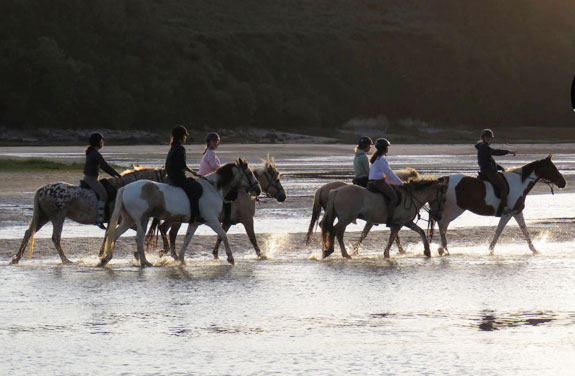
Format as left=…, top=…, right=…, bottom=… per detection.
left=89, top=132, right=104, bottom=147
left=171, top=125, right=189, bottom=140
left=374, top=138, right=391, bottom=150
left=206, top=132, right=220, bottom=143
left=357, top=136, right=373, bottom=149
left=480, top=129, right=494, bottom=138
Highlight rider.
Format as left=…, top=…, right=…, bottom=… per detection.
left=353, top=136, right=372, bottom=188
left=83, top=132, right=122, bottom=229
left=475, top=129, right=517, bottom=215
left=368, top=138, right=403, bottom=226
left=165, top=125, right=202, bottom=223
left=199, top=132, right=221, bottom=176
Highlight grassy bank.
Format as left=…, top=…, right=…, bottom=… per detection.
left=0, top=158, right=124, bottom=172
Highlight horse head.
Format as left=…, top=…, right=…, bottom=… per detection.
left=404, top=177, right=448, bottom=221
left=235, top=158, right=262, bottom=197
left=535, top=155, right=566, bottom=189
left=257, top=156, right=286, bottom=202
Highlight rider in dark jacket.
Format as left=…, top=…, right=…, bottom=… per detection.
left=165, top=125, right=202, bottom=223
left=475, top=129, right=517, bottom=215
left=83, top=132, right=122, bottom=229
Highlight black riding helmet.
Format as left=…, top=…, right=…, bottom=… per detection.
left=206, top=132, right=220, bottom=143
left=89, top=132, right=104, bottom=147
left=374, top=138, right=391, bottom=150
left=172, top=125, right=189, bottom=140
left=357, top=136, right=373, bottom=149
left=480, top=129, right=494, bottom=139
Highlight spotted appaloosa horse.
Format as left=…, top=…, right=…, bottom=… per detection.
left=9, top=167, right=165, bottom=265
left=99, top=158, right=261, bottom=267
left=436, top=155, right=566, bottom=255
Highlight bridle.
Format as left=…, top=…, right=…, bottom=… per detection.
left=509, top=170, right=556, bottom=195
left=238, top=164, right=260, bottom=194
left=403, top=182, right=446, bottom=222
left=259, top=169, right=284, bottom=199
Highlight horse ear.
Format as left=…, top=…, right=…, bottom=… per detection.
left=547, top=154, right=553, bottom=160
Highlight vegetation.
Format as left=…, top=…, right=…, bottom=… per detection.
left=1, top=0, right=574, bottom=135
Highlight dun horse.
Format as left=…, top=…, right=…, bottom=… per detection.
left=99, top=158, right=261, bottom=267
left=305, top=168, right=420, bottom=253
left=148, top=157, right=286, bottom=260
left=434, top=155, right=566, bottom=255
left=9, top=167, right=165, bottom=265
left=321, top=177, right=447, bottom=258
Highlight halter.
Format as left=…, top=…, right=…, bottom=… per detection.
left=259, top=169, right=284, bottom=199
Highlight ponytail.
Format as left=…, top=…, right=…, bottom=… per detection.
left=370, top=147, right=387, bottom=164
left=84, top=145, right=94, bottom=154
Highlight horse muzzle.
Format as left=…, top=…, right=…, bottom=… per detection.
left=277, top=192, right=286, bottom=202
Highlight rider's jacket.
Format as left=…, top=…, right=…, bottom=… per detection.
left=84, top=148, right=120, bottom=178
left=199, top=148, right=221, bottom=176
left=475, top=141, right=509, bottom=172
left=354, top=149, right=370, bottom=179
left=165, top=142, right=187, bottom=180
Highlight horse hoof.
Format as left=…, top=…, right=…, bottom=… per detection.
left=141, top=261, right=153, bottom=267
left=133, top=252, right=140, bottom=261
left=227, top=257, right=235, bottom=266
left=62, top=259, right=73, bottom=265
left=322, top=250, right=334, bottom=259
left=257, top=254, right=268, bottom=260
left=97, top=259, right=108, bottom=267
left=9, top=258, right=20, bottom=265
left=343, top=254, right=352, bottom=260
left=212, top=253, right=219, bottom=260
left=438, top=248, right=444, bottom=256
left=398, top=249, right=407, bottom=254
left=159, top=249, right=167, bottom=258
left=424, top=250, right=431, bottom=258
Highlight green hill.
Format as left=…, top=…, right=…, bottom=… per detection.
left=1, top=0, right=574, bottom=135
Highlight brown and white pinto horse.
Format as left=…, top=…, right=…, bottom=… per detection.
left=436, top=155, right=566, bottom=255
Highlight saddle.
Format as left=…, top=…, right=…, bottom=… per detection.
left=477, top=172, right=509, bottom=199
left=79, top=179, right=117, bottom=221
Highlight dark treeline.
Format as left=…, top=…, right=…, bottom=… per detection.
left=1, top=0, right=574, bottom=133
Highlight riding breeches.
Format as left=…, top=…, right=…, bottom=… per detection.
left=83, top=175, right=108, bottom=202
left=368, top=179, right=398, bottom=222
left=483, top=171, right=509, bottom=208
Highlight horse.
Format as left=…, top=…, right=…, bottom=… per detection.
left=9, top=167, right=166, bottom=265
left=434, top=155, right=566, bottom=255
left=99, top=158, right=261, bottom=267
left=305, top=168, right=420, bottom=253
left=321, top=177, right=447, bottom=259
left=148, top=156, right=286, bottom=260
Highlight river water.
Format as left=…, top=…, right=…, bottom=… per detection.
left=1, top=144, right=575, bottom=375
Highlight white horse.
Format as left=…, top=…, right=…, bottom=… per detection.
left=99, top=158, right=261, bottom=267
left=435, top=155, right=566, bottom=255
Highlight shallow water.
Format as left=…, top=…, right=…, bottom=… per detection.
left=2, top=144, right=575, bottom=374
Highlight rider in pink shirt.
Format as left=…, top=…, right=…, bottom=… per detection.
left=199, top=132, right=221, bottom=176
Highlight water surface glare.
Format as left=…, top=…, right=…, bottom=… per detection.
left=2, top=247, right=575, bottom=375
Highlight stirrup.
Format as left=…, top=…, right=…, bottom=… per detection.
left=96, top=222, right=107, bottom=230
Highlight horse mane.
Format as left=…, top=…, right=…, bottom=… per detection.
left=120, top=165, right=159, bottom=176
left=510, top=158, right=549, bottom=182
left=402, top=177, right=439, bottom=191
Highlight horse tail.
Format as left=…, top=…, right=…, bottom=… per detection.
left=27, top=190, right=42, bottom=260
left=102, top=186, right=124, bottom=260
left=321, top=190, right=338, bottom=251
left=305, top=187, right=323, bottom=246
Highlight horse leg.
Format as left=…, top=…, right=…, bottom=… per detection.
left=212, top=222, right=232, bottom=260
left=177, top=223, right=199, bottom=265
left=51, top=216, right=72, bottom=264
left=168, top=222, right=181, bottom=260
left=437, top=220, right=451, bottom=256
left=205, top=219, right=235, bottom=265
left=352, top=222, right=373, bottom=255
left=384, top=226, right=401, bottom=258
left=10, top=217, right=49, bottom=265
left=136, top=217, right=152, bottom=267
left=158, top=220, right=172, bottom=257
left=513, top=212, right=538, bottom=254
left=242, top=219, right=267, bottom=260
left=333, top=222, right=351, bottom=259
left=405, top=222, right=431, bottom=257
left=488, top=215, right=513, bottom=255
left=99, top=213, right=134, bottom=266
left=395, top=235, right=406, bottom=254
